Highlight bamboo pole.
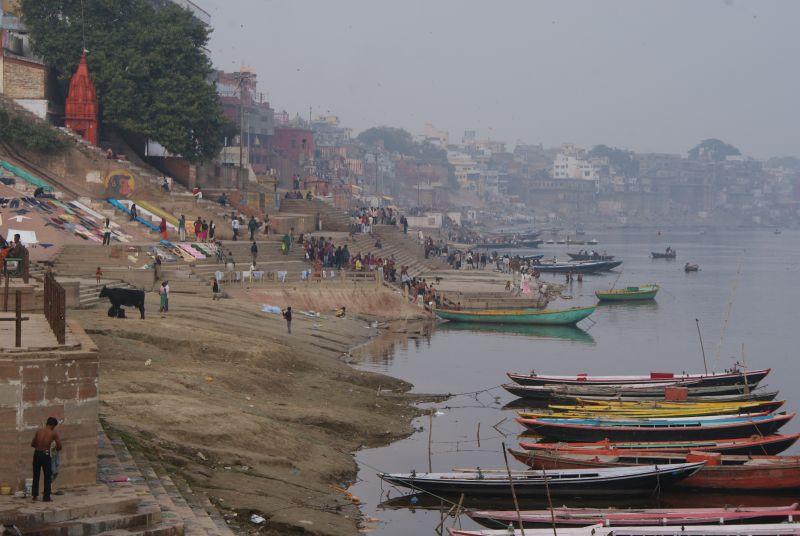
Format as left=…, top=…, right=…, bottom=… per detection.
left=741, top=343, right=750, bottom=395
left=695, top=318, right=708, bottom=374
left=428, top=410, right=434, bottom=473
left=476, top=422, right=481, bottom=448
left=501, top=442, right=525, bottom=536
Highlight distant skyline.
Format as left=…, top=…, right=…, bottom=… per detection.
left=201, top=0, right=800, bottom=158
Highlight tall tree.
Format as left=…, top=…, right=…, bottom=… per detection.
left=21, top=0, right=225, bottom=162
left=357, top=126, right=446, bottom=163
left=688, top=139, right=741, bottom=161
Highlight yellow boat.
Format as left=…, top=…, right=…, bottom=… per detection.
left=518, top=400, right=784, bottom=419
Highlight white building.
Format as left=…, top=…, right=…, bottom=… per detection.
left=553, top=144, right=601, bottom=181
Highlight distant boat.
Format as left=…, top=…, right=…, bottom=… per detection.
left=433, top=305, right=596, bottom=326
left=535, top=260, right=622, bottom=273
left=450, top=523, right=800, bottom=536
left=596, top=284, right=659, bottom=302
left=651, top=250, right=676, bottom=259
left=545, top=239, right=555, bottom=245
left=507, top=368, right=771, bottom=387
left=568, top=252, right=615, bottom=261
left=685, top=262, right=699, bottom=272
left=775, top=228, right=782, bottom=235
left=587, top=238, right=599, bottom=245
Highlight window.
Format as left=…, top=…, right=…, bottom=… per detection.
left=290, top=139, right=296, bottom=148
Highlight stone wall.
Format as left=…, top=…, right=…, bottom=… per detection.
left=1, top=56, right=46, bottom=100
left=0, top=320, right=98, bottom=490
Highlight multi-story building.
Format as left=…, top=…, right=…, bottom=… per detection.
left=214, top=68, right=275, bottom=174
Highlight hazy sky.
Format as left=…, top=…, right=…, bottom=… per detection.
left=202, top=0, right=799, bottom=158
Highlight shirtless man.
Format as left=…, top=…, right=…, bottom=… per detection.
left=30, top=417, right=61, bottom=501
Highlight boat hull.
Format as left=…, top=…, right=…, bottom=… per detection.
left=506, top=369, right=770, bottom=388
left=517, top=413, right=793, bottom=442
left=511, top=450, right=800, bottom=491
left=503, top=382, right=763, bottom=400
left=596, top=286, right=659, bottom=301
left=434, top=306, right=596, bottom=326
left=519, top=434, right=800, bottom=456
left=536, top=260, right=622, bottom=273
left=379, top=463, right=703, bottom=498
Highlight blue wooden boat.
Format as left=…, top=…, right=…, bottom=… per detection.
left=433, top=305, right=596, bottom=326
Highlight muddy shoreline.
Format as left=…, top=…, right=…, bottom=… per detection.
left=80, top=287, right=440, bottom=535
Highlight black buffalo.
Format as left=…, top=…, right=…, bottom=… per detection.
left=99, top=286, right=145, bottom=319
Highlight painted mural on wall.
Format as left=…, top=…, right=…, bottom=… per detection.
left=104, top=169, right=136, bottom=198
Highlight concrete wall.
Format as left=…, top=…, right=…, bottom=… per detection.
left=0, top=320, right=98, bottom=490
left=1, top=56, right=46, bottom=100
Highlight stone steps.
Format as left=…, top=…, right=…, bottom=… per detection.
left=104, top=428, right=232, bottom=536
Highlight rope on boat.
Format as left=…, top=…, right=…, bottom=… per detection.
left=711, top=254, right=743, bottom=370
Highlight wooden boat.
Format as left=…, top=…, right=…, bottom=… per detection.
left=518, top=400, right=785, bottom=419
left=685, top=262, right=700, bottom=272
left=516, top=412, right=794, bottom=442
left=596, top=284, right=659, bottom=302
left=468, top=504, right=800, bottom=528
left=437, top=323, right=595, bottom=344
left=651, top=251, right=677, bottom=259
left=449, top=523, right=800, bottom=536
left=541, top=390, right=780, bottom=405
left=568, top=253, right=615, bottom=261
left=433, top=305, right=596, bottom=326
left=378, top=462, right=704, bottom=498
left=507, top=368, right=770, bottom=387
left=534, top=260, right=622, bottom=273
left=503, top=382, right=763, bottom=400
left=510, top=448, right=800, bottom=491
left=587, top=238, right=599, bottom=245
left=519, top=434, right=800, bottom=456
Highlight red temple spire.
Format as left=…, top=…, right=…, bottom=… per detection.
left=64, top=52, right=99, bottom=146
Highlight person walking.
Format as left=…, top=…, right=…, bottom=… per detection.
left=159, top=218, right=168, bottom=241
left=282, top=306, right=292, bottom=334
left=129, top=204, right=137, bottom=222
left=158, top=281, right=169, bottom=312
left=30, top=417, right=61, bottom=502
left=248, top=216, right=258, bottom=241
left=231, top=217, right=240, bottom=241
left=250, top=241, right=258, bottom=267
left=102, top=218, right=112, bottom=245
left=209, top=220, right=216, bottom=240
left=178, top=215, right=186, bottom=242
left=212, top=277, right=222, bottom=300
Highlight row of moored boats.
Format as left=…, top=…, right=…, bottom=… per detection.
left=380, top=367, right=800, bottom=535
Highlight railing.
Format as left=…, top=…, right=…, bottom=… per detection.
left=44, top=272, right=66, bottom=344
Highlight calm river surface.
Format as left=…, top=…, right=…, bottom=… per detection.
left=351, top=229, right=800, bottom=535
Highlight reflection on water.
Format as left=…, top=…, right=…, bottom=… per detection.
left=351, top=230, right=800, bottom=535
left=437, top=322, right=596, bottom=345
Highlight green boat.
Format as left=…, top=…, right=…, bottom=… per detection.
left=432, top=305, right=596, bottom=326
left=595, top=284, right=659, bottom=302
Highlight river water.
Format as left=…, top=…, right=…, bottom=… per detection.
left=351, top=229, right=800, bottom=535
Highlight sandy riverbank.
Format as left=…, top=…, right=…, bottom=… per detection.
left=76, top=285, right=432, bottom=535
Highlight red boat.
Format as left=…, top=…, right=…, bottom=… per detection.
left=510, top=449, right=800, bottom=491
left=469, top=504, right=800, bottom=527
left=507, top=368, right=771, bottom=387
left=519, top=433, right=800, bottom=456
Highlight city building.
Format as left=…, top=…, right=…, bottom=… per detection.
left=214, top=68, right=275, bottom=174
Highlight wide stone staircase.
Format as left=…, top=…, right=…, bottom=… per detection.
left=278, top=198, right=350, bottom=231
left=348, top=225, right=449, bottom=278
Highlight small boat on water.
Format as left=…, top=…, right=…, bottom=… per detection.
left=685, top=262, right=700, bottom=272
left=506, top=368, right=770, bottom=387
left=378, top=462, right=704, bottom=498
left=596, top=284, right=659, bottom=301
left=587, top=238, right=599, bottom=245
left=516, top=412, right=794, bottom=442
left=534, top=260, right=622, bottom=273
left=519, top=433, right=800, bottom=456
left=503, top=381, right=764, bottom=400
left=652, top=250, right=677, bottom=259
left=433, top=305, right=596, bottom=326
left=468, top=504, right=800, bottom=528
left=449, top=522, right=800, bottom=536
left=567, top=252, right=615, bottom=261
left=510, top=447, right=800, bottom=491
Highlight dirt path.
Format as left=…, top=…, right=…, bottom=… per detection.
left=76, top=288, right=430, bottom=535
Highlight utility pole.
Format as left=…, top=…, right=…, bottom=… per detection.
left=235, top=71, right=253, bottom=175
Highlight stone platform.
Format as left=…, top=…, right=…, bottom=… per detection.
left=0, top=425, right=234, bottom=536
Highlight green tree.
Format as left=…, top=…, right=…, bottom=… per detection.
left=588, top=144, right=639, bottom=177
left=688, top=139, right=741, bottom=161
left=0, top=106, right=68, bottom=152
left=20, top=0, right=225, bottom=162
left=357, top=126, right=447, bottom=163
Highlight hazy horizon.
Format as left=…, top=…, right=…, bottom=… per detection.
left=202, top=0, right=800, bottom=158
